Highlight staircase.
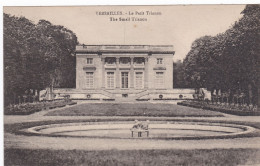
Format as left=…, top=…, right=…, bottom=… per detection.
left=135, top=90, right=149, bottom=99
left=101, top=89, right=150, bottom=102
left=101, top=90, right=115, bottom=98
left=114, top=96, right=137, bottom=102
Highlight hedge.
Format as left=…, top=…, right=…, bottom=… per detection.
left=177, top=101, right=260, bottom=116
left=5, top=100, right=77, bottom=115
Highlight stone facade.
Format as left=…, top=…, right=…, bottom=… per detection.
left=59, top=45, right=175, bottom=101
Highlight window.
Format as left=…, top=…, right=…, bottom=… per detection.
left=121, top=72, right=129, bottom=88
left=86, top=58, right=93, bottom=64
left=86, top=72, right=94, bottom=88
left=120, top=58, right=130, bottom=65
left=135, top=72, right=143, bottom=89
left=106, top=72, right=115, bottom=89
left=105, top=57, right=116, bottom=65
left=134, top=57, right=145, bottom=65
left=155, top=72, right=164, bottom=88
left=157, top=58, right=163, bottom=64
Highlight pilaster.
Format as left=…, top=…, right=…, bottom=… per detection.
left=130, top=57, right=134, bottom=89
left=101, top=57, right=105, bottom=89
left=144, top=57, right=149, bottom=89
left=116, top=57, right=120, bottom=89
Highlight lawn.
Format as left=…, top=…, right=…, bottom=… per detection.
left=5, top=148, right=260, bottom=166
left=46, top=103, right=224, bottom=117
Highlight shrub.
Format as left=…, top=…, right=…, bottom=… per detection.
left=177, top=101, right=260, bottom=116
left=136, top=99, right=150, bottom=101
left=71, top=98, right=100, bottom=100
left=153, top=98, right=191, bottom=100
left=103, top=99, right=115, bottom=101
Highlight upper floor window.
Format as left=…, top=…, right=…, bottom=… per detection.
left=86, top=58, right=93, bottom=65
left=105, top=57, right=116, bottom=65
left=157, top=58, right=163, bottom=64
left=134, top=57, right=145, bottom=65
left=120, top=57, right=130, bottom=65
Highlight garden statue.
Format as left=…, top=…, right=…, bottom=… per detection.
left=131, top=120, right=150, bottom=137
left=132, top=120, right=141, bottom=129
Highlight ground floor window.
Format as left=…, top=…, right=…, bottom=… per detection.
left=106, top=72, right=115, bottom=89
left=155, top=72, right=164, bottom=89
left=135, top=72, right=143, bottom=89
left=121, top=72, right=129, bottom=88
left=86, top=72, right=94, bottom=88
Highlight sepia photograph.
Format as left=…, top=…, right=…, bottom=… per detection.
left=3, top=4, right=260, bottom=166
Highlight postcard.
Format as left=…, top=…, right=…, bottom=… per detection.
left=3, top=5, right=260, bottom=166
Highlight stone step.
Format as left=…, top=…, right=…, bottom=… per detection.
left=115, top=97, right=136, bottom=102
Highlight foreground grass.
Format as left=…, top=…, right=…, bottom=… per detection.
left=5, top=148, right=260, bottom=166
left=46, top=103, right=223, bottom=117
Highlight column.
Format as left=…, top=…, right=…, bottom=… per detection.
left=101, top=57, right=105, bottom=89
left=144, top=57, right=149, bottom=89
left=116, top=57, right=120, bottom=89
left=130, top=57, right=134, bottom=89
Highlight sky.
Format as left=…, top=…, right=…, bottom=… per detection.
left=4, top=5, right=245, bottom=61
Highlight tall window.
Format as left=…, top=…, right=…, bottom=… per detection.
left=135, top=72, right=143, bottom=89
left=86, top=58, right=93, bottom=64
left=156, top=72, right=164, bottom=88
left=86, top=72, right=94, bottom=88
left=121, top=72, right=129, bottom=88
left=106, top=72, right=115, bottom=89
left=157, top=58, right=163, bottom=64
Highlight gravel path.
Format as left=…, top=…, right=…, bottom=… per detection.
left=4, top=133, right=260, bottom=150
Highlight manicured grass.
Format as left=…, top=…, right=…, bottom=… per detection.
left=5, top=148, right=260, bottom=166
left=46, top=103, right=223, bottom=117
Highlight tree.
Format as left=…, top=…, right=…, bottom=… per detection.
left=35, top=19, right=78, bottom=88
left=173, top=60, right=188, bottom=88
left=4, top=14, right=37, bottom=105
left=4, top=13, right=78, bottom=106
left=183, top=5, right=260, bottom=105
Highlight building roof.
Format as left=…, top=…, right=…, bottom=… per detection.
left=75, top=45, right=175, bottom=55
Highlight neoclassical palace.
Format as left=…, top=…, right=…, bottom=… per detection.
left=53, top=44, right=186, bottom=101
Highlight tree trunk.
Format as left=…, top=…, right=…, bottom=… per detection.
left=257, top=89, right=260, bottom=111
left=36, top=89, right=40, bottom=102
left=258, top=58, right=260, bottom=111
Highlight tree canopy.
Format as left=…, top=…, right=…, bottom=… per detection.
left=183, top=5, right=260, bottom=104
left=173, top=60, right=188, bottom=88
left=4, top=13, right=78, bottom=105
